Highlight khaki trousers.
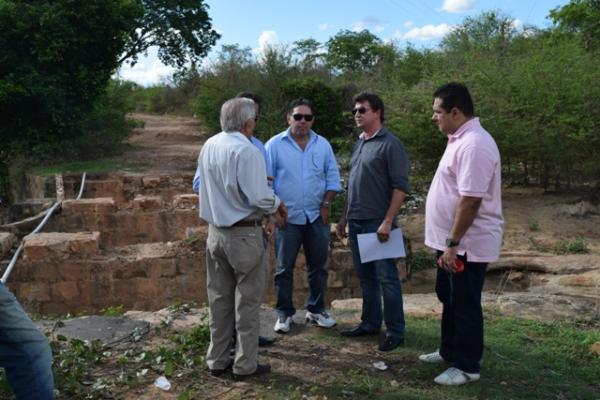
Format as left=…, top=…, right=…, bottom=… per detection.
left=205, top=224, right=267, bottom=375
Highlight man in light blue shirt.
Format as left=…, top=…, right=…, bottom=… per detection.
left=266, top=98, right=342, bottom=333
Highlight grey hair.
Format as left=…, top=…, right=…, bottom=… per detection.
left=220, top=97, right=256, bottom=133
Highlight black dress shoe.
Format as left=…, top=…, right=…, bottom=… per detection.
left=233, top=363, right=271, bottom=380
left=209, top=361, right=233, bottom=376
left=258, top=335, right=275, bottom=347
left=378, top=335, right=404, bottom=352
left=340, top=325, right=379, bottom=337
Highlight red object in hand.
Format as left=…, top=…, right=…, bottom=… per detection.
left=437, top=257, right=465, bottom=274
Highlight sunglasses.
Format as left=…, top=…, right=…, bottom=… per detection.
left=292, top=113, right=314, bottom=122
left=352, top=107, right=371, bottom=115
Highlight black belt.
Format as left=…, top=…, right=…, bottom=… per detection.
left=230, top=219, right=261, bottom=228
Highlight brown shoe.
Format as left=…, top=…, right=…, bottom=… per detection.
left=233, top=363, right=271, bottom=380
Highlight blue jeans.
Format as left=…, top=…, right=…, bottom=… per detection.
left=0, top=283, right=54, bottom=399
left=435, top=251, right=487, bottom=374
left=348, top=219, right=405, bottom=338
left=274, top=218, right=330, bottom=317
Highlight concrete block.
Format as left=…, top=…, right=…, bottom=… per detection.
left=132, top=195, right=163, bottom=211
left=62, top=198, right=116, bottom=214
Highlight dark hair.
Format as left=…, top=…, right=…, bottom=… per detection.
left=287, top=98, right=314, bottom=115
left=236, top=91, right=262, bottom=113
left=433, top=82, right=474, bottom=117
left=353, top=91, right=385, bottom=122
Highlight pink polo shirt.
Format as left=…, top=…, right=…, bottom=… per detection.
left=425, top=118, right=504, bottom=262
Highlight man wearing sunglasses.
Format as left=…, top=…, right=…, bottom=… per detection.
left=336, top=92, right=409, bottom=352
left=266, top=98, right=342, bottom=334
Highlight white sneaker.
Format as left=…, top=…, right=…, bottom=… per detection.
left=419, top=350, right=445, bottom=364
left=274, top=316, right=292, bottom=333
left=434, top=367, right=480, bottom=386
left=305, top=311, right=336, bottom=328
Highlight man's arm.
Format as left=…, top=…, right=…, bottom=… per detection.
left=439, top=196, right=482, bottom=272
left=320, top=190, right=337, bottom=225
left=376, top=188, right=407, bottom=242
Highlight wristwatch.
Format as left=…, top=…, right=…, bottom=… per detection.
left=320, top=201, right=330, bottom=208
left=445, top=238, right=460, bottom=247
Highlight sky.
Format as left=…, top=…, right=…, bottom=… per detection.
left=117, top=0, right=570, bottom=86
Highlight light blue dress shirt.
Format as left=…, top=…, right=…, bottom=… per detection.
left=193, top=135, right=271, bottom=193
left=265, top=129, right=342, bottom=225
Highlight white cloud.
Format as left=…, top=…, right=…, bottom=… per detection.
left=257, top=30, right=279, bottom=55
left=397, top=23, right=454, bottom=40
left=318, top=23, right=331, bottom=31
left=441, top=0, right=474, bottom=13
left=375, top=24, right=385, bottom=33
left=352, top=21, right=367, bottom=32
left=511, top=18, right=523, bottom=31
left=404, top=21, right=414, bottom=29
left=116, top=47, right=176, bottom=86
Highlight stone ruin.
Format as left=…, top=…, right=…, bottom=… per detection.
left=0, top=173, right=394, bottom=314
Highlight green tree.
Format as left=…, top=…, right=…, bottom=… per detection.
left=119, top=0, right=220, bottom=68
left=550, top=0, right=600, bottom=51
left=325, top=30, right=384, bottom=73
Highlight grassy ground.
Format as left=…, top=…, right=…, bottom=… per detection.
left=1, top=311, right=598, bottom=399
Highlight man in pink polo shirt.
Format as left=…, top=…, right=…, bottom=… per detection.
left=419, top=82, right=504, bottom=386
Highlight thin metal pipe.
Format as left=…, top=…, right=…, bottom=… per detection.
left=77, top=172, right=87, bottom=200
left=1, top=172, right=87, bottom=283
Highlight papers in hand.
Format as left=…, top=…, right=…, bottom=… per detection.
left=356, top=228, right=406, bottom=263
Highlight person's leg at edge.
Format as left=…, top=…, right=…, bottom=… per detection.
left=206, top=226, right=236, bottom=371
left=274, top=224, right=303, bottom=318
left=348, top=219, right=382, bottom=332
left=0, top=283, right=54, bottom=400
left=304, top=218, right=330, bottom=314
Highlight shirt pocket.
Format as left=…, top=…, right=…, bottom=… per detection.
left=311, top=150, right=326, bottom=177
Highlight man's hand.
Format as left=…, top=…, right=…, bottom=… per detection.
left=275, top=202, right=288, bottom=229
left=336, top=217, right=347, bottom=241
left=320, top=206, right=330, bottom=225
left=438, top=247, right=459, bottom=273
left=376, top=220, right=392, bottom=242
left=264, top=220, right=276, bottom=238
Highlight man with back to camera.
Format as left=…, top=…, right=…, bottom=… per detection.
left=193, top=92, right=276, bottom=348
left=198, top=97, right=287, bottom=379
left=265, top=98, right=342, bottom=334
left=336, top=92, right=409, bottom=352
left=419, top=82, right=503, bottom=386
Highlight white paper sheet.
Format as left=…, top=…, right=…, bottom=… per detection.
left=357, top=228, right=406, bottom=263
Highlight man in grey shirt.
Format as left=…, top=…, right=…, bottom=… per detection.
left=336, top=92, right=409, bottom=352
left=198, top=97, right=287, bottom=379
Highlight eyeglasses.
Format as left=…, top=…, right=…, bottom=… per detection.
left=352, top=107, right=371, bottom=115
left=292, top=113, right=314, bottom=122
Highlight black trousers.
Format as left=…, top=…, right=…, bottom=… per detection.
left=435, top=251, right=487, bottom=373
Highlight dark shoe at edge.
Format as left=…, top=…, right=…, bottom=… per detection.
left=378, top=335, right=404, bottom=352
left=233, top=363, right=271, bottom=381
left=209, top=361, right=233, bottom=376
left=340, top=325, right=379, bottom=337
left=258, top=335, right=275, bottom=347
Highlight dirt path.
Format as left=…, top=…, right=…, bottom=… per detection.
left=117, top=113, right=206, bottom=174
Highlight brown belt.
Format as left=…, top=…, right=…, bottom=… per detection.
left=230, top=219, right=261, bottom=228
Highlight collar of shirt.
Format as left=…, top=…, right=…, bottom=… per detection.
left=359, top=128, right=382, bottom=141
left=447, top=117, right=480, bottom=142
left=282, top=128, right=317, bottom=149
